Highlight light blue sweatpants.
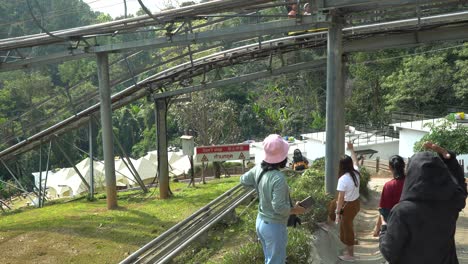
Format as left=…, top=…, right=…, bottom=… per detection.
left=256, top=215, right=288, bottom=264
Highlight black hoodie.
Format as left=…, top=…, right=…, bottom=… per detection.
left=379, top=151, right=467, bottom=264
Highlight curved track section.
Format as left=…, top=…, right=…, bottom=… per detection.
left=1, top=11, right=468, bottom=159
left=119, top=184, right=254, bottom=264
left=0, top=0, right=272, bottom=51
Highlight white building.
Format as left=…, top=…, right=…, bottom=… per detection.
left=301, top=128, right=399, bottom=161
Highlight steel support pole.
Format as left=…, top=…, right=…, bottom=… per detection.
left=42, top=141, right=52, bottom=205
left=0, top=159, right=36, bottom=204
left=88, top=118, right=95, bottom=200
left=113, top=132, right=148, bottom=192
left=54, top=139, right=90, bottom=190
left=38, top=143, right=42, bottom=207
left=155, top=99, right=170, bottom=199
left=337, top=55, right=347, bottom=157
left=97, top=52, right=118, bottom=209
left=325, top=14, right=344, bottom=195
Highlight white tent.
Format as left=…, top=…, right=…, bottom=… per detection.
left=133, top=157, right=157, bottom=182
left=169, top=155, right=191, bottom=176
left=32, top=169, right=77, bottom=198
left=144, top=150, right=158, bottom=166
left=114, top=158, right=140, bottom=186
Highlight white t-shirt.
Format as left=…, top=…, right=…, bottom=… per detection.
left=337, top=168, right=360, bottom=201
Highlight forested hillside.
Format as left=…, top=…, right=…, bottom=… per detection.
left=0, top=0, right=467, bottom=193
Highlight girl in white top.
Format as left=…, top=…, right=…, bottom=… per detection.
left=335, top=142, right=360, bottom=262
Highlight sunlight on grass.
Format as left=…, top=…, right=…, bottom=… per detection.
left=0, top=177, right=240, bottom=264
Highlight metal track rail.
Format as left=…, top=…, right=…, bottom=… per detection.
left=1, top=11, right=468, bottom=160
left=0, top=0, right=273, bottom=51
left=120, top=184, right=255, bottom=264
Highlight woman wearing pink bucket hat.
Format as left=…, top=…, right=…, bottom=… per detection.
left=241, top=134, right=306, bottom=264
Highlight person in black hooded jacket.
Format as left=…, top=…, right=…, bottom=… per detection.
left=379, top=142, right=467, bottom=264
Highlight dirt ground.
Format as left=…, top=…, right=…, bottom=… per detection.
left=310, top=176, right=468, bottom=264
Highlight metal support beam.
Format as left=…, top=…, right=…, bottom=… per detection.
left=38, top=143, right=43, bottom=207
left=88, top=118, right=95, bottom=200
left=155, top=98, right=170, bottom=199
left=0, top=159, right=36, bottom=205
left=54, top=139, right=90, bottom=190
left=337, top=55, right=347, bottom=157
left=153, top=60, right=327, bottom=99
left=42, top=141, right=52, bottom=205
left=325, top=14, right=344, bottom=195
left=112, top=130, right=148, bottom=193
left=97, top=52, right=118, bottom=209
left=90, top=16, right=326, bottom=53
left=2, top=20, right=468, bottom=161
left=317, top=0, right=459, bottom=10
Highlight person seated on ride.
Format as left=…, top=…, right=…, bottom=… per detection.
left=288, top=3, right=298, bottom=18
left=303, top=3, right=311, bottom=15
left=292, top=149, right=309, bottom=171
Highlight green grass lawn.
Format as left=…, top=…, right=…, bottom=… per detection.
left=0, top=177, right=240, bottom=264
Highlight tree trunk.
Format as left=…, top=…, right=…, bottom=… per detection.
left=213, top=162, right=221, bottom=179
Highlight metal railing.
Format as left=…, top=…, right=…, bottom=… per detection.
left=119, top=184, right=254, bottom=264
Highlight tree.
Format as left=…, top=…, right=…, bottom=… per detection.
left=414, top=117, right=468, bottom=154
left=347, top=50, right=404, bottom=127
left=383, top=54, right=454, bottom=116
left=173, top=91, right=241, bottom=178
left=453, top=44, right=468, bottom=107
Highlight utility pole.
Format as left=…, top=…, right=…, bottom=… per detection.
left=97, top=52, right=118, bottom=209
left=325, top=13, right=345, bottom=195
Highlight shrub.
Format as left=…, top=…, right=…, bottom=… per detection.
left=288, top=163, right=333, bottom=231
left=223, top=241, right=263, bottom=264
left=286, top=228, right=312, bottom=264
left=413, top=118, right=468, bottom=154
left=359, top=166, right=371, bottom=198
left=223, top=227, right=311, bottom=264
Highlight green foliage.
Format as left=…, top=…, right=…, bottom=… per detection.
left=0, top=180, right=20, bottom=199
left=286, top=228, right=312, bottom=264
left=223, top=241, right=264, bottom=264
left=347, top=50, right=404, bottom=127
left=413, top=118, right=468, bottom=154
left=222, top=227, right=311, bottom=264
left=383, top=54, right=454, bottom=115
left=289, top=167, right=333, bottom=228
left=359, top=166, right=371, bottom=198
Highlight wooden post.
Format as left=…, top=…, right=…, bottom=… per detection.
left=376, top=157, right=380, bottom=173
left=201, top=161, right=206, bottom=184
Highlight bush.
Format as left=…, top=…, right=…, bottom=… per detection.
left=223, top=227, right=311, bottom=264
left=414, top=118, right=468, bottom=154
left=223, top=241, right=263, bottom=264
left=359, top=166, right=371, bottom=198
left=286, top=228, right=312, bottom=264
left=288, top=168, right=333, bottom=230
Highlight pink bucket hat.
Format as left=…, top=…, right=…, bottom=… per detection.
left=263, top=134, right=289, bottom=164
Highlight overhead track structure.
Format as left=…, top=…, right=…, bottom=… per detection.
left=0, top=0, right=468, bottom=204
left=0, top=0, right=466, bottom=70
left=1, top=9, right=468, bottom=161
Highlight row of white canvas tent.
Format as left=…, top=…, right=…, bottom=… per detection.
left=32, top=150, right=192, bottom=199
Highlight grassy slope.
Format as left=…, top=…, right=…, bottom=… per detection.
left=0, top=178, right=239, bottom=264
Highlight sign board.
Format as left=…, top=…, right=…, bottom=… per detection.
left=195, top=144, right=250, bottom=163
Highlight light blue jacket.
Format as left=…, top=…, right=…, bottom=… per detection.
left=240, top=165, right=291, bottom=225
